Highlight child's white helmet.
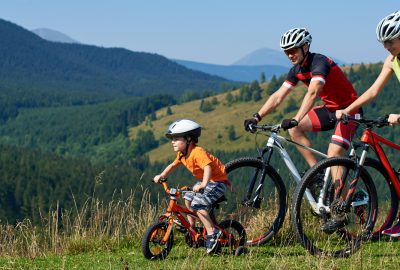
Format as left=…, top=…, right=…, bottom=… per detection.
left=376, top=10, right=400, bottom=43
left=165, top=119, right=201, bottom=139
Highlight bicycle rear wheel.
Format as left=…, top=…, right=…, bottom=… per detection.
left=212, top=219, right=247, bottom=255
left=224, top=157, right=287, bottom=246
left=291, top=157, right=377, bottom=257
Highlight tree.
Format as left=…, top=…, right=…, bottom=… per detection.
left=199, top=99, right=214, bottom=112
left=227, top=125, right=236, bottom=141
left=132, top=130, right=158, bottom=155
left=166, top=106, right=173, bottom=115
left=260, top=72, right=266, bottom=84
left=225, top=92, right=234, bottom=106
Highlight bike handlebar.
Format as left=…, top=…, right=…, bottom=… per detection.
left=248, top=123, right=281, bottom=133
left=154, top=178, right=191, bottom=196
left=340, top=114, right=389, bottom=128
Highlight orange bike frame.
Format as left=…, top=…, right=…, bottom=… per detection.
left=160, top=182, right=203, bottom=243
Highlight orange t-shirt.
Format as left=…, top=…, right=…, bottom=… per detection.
left=172, top=146, right=228, bottom=182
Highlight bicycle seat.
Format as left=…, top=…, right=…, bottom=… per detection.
left=212, top=195, right=227, bottom=207
left=209, top=196, right=227, bottom=211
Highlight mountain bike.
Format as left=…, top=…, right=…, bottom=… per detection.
left=224, top=122, right=392, bottom=247
left=291, top=115, right=399, bottom=257
left=141, top=178, right=247, bottom=260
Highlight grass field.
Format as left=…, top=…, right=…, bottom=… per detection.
left=0, top=238, right=399, bottom=269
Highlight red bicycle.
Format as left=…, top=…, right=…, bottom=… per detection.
left=291, top=114, right=399, bottom=257
left=141, top=178, right=247, bottom=260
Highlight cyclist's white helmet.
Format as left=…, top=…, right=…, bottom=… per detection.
left=280, top=28, right=312, bottom=50
left=376, top=11, right=400, bottom=43
left=165, top=119, right=201, bottom=139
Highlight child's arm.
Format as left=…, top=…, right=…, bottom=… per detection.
left=193, top=165, right=211, bottom=192
left=153, top=162, right=178, bottom=183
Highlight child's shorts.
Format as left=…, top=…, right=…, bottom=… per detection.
left=184, top=181, right=226, bottom=211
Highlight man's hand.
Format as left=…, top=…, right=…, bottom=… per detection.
left=244, top=118, right=258, bottom=132
left=281, top=119, right=298, bottom=131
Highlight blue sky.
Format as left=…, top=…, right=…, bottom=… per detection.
left=0, top=0, right=397, bottom=65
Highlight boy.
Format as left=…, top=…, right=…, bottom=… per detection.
left=153, top=119, right=229, bottom=254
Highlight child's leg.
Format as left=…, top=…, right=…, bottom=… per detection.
left=196, top=209, right=215, bottom=235
left=184, top=199, right=196, bottom=227
left=192, top=181, right=226, bottom=235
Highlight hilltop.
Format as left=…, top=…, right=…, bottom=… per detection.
left=129, top=84, right=306, bottom=163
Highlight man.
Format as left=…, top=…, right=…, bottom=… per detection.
left=244, top=28, right=360, bottom=233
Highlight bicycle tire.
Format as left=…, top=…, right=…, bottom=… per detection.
left=291, top=157, right=378, bottom=257
left=212, top=219, right=247, bottom=255
left=224, top=157, right=287, bottom=246
left=141, top=221, right=174, bottom=260
left=363, top=158, right=398, bottom=240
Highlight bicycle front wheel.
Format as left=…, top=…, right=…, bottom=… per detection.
left=224, top=157, right=287, bottom=246
left=141, top=221, right=174, bottom=260
left=363, top=158, right=398, bottom=240
left=291, top=157, right=377, bottom=257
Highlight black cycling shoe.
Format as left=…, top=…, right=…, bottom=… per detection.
left=320, top=216, right=348, bottom=234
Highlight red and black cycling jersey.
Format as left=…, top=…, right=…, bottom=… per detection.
left=283, top=53, right=358, bottom=111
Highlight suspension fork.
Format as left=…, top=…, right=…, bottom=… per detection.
left=342, top=144, right=370, bottom=208
left=244, top=147, right=273, bottom=202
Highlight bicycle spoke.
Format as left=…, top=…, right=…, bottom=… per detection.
left=292, top=157, right=377, bottom=257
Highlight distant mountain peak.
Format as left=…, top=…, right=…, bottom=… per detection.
left=233, top=47, right=348, bottom=67
left=31, top=28, right=79, bottom=44
left=232, top=47, right=292, bottom=67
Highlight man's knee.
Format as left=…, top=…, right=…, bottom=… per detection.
left=288, top=126, right=306, bottom=138
left=327, top=144, right=346, bottom=157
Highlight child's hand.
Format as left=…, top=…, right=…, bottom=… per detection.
left=192, top=184, right=204, bottom=193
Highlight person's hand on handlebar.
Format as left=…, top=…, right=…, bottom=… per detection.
left=244, top=118, right=258, bottom=132
left=335, top=109, right=349, bottom=120
left=388, top=114, right=400, bottom=126
left=281, top=119, right=298, bottom=131
left=153, top=175, right=165, bottom=183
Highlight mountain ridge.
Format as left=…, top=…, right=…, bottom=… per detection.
left=0, top=18, right=232, bottom=102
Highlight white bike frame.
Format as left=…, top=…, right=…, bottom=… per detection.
left=265, top=131, right=333, bottom=214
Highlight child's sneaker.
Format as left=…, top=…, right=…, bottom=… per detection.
left=205, top=229, right=222, bottom=254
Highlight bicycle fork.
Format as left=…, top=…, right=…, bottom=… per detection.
left=334, top=144, right=371, bottom=213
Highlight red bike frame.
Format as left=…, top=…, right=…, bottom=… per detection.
left=360, top=128, right=400, bottom=198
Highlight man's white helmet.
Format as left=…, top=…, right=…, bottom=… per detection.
left=280, top=28, right=312, bottom=50
left=165, top=119, right=201, bottom=139
left=376, top=11, right=400, bottom=43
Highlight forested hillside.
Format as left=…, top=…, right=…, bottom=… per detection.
left=0, top=18, right=398, bottom=225
left=0, top=18, right=235, bottom=122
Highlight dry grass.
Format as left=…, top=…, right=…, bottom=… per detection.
left=0, top=184, right=161, bottom=259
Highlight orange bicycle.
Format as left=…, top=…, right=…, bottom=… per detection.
left=141, top=178, right=247, bottom=260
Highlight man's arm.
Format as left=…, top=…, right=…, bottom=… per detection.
left=258, top=85, right=292, bottom=119
left=293, top=80, right=324, bottom=122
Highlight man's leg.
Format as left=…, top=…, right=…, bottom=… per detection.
left=288, top=115, right=316, bottom=167
left=321, top=129, right=354, bottom=234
